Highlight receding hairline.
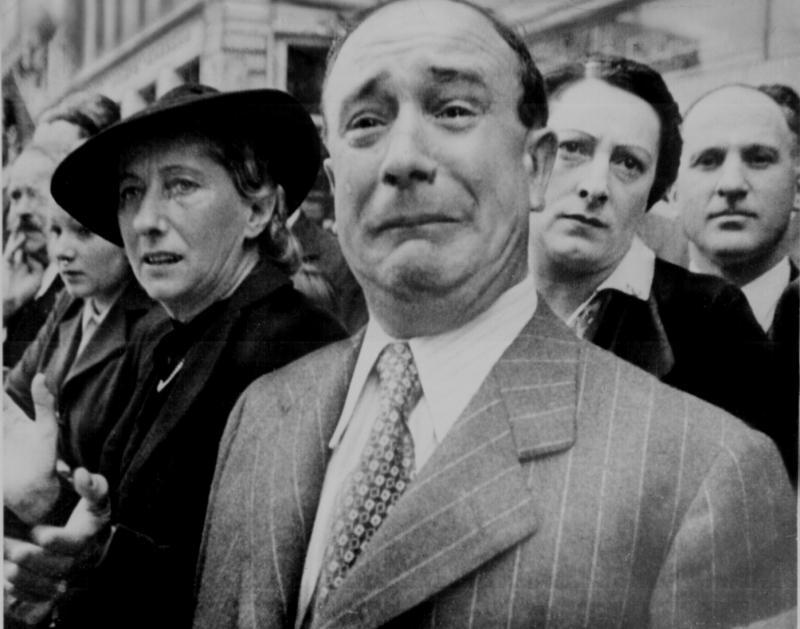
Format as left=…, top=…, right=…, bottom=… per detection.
left=683, top=83, right=788, bottom=126
left=321, top=0, right=525, bottom=127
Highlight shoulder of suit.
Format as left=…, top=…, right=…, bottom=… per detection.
left=652, top=257, right=752, bottom=314
left=579, top=340, right=775, bottom=461
left=237, top=334, right=357, bottom=400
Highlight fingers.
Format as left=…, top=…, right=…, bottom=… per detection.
left=72, top=468, right=110, bottom=517
left=29, top=470, right=111, bottom=554
left=4, top=538, right=71, bottom=600
left=29, top=523, right=95, bottom=556
left=4, top=537, right=74, bottom=578
left=4, top=231, right=26, bottom=263
left=30, top=374, right=58, bottom=437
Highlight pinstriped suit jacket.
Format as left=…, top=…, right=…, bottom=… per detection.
left=194, top=303, right=796, bottom=629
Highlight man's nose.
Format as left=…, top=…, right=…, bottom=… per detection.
left=577, top=155, right=610, bottom=207
left=379, top=108, right=437, bottom=188
left=716, top=155, right=748, bottom=201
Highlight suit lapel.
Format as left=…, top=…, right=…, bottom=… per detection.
left=251, top=334, right=365, bottom=627
left=117, top=309, right=234, bottom=481
left=591, top=290, right=675, bottom=379
left=315, top=304, right=582, bottom=629
left=48, top=310, right=83, bottom=393
left=62, top=299, right=127, bottom=387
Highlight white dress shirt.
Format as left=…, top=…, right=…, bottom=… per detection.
left=76, top=297, right=112, bottom=357
left=296, top=275, right=538, bottom=625
left=740, top=257, right=791, bottom=332
left=565, top=236, right=656, bottom=334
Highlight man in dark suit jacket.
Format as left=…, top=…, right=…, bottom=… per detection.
left=676, top=83, right=800, bottom=483
left=194, top=1, right=797, bottom=627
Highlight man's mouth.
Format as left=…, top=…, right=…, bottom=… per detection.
left=560, top=213, right=606, bottom=228
left=377, top=215, right=458, bottom=231
left=708, top=209, right=757, bottom=220
left=142, top=252, right=182, bottom=265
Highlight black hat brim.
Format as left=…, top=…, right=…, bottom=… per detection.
left=50, top=88, right=321, bottom=246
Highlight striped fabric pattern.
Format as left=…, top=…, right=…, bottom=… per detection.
left=194, top=303, right=796, bottom=629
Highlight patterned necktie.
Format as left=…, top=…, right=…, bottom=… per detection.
left=317, top=342, right=422, bottom=603
left=571, top=290, right=607, bottom=339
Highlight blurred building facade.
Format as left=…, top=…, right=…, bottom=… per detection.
left=3, top=0, right=799, bottom=210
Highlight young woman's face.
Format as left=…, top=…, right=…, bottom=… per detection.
left=531, top=79, right=661, bottom=277
left=49, top=206, right=130, bottom=305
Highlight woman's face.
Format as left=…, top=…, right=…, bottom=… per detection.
left=531, top=79, right=661, bottom=277
left=48, top=205, right=130, bottom=305
left=117, top=138, right=265, bottom=319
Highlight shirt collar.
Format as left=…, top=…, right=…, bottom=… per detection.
left=566, top=236, right=655, bottom=328
left=35, top=264, right=60, bottom=299
left=80, top=296, right=111, bottom=334
left=329, top=274, right=538, bottom=449
left=740, top=257, right=791, bottom=331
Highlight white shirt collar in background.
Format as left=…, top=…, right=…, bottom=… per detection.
left=740, top=257, right=791, bottom=332
left=566, top=236, right=655, bottom=329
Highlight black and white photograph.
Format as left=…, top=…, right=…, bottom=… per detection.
left=2, top=0, right=798, bottom=627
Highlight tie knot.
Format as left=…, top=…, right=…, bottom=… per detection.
left=376, top=342, right=421, bottom=414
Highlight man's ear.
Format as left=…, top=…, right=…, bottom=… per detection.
left=524, top=127, right=556, bottom=213
left=243, top=185, right=278, bottom=240
left=323, top=157, right=336, bottom=193
left=793, top=159, right=800, bottom=211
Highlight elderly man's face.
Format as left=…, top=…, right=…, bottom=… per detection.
left=5, top=149, right=57, bottom=259
left=322, top=0, right=549, bottom=326
left=677, top=87, right=798, bottom=271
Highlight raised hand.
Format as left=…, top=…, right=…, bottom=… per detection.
left=4, top=375, right=61, bottom=524
left=3, top=233, right=45, bottom=321
left=4, top=468, right=112, bottom=622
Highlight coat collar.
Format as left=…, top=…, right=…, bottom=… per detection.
left=115, top=260, right=291, bottom=482
left=62, top=280, right=154, bottom=387
left=310, top=301, right=582, bottom=629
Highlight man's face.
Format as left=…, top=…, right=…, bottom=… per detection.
left=5, top=149, right=57, bottom=259
left=322, top=0, right=549, bottom=323
left=677, top=87, right=798, bottom=270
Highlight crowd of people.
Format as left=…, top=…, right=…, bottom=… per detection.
left=3, top=0, right=797, bottom=627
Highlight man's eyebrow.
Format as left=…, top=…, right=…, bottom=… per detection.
left=340, top=73, right=390, bottom=111
left=742, top=143, right=779, bottom=154
left=428, top=66, right=488, bottom=88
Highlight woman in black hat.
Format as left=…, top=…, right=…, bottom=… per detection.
left=4, top=84, right=346, bottom=629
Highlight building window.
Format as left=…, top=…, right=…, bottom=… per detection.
left=286, top=45, right=328, bottom=115
left=139, top=83, right=157, bottom=105
left=95, top=0, right=105, bottom=54
left=177, top=58, right=200, bottom=84
left=115, top=0, right=124, bottom=45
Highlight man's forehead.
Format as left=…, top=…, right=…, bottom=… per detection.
left=326, top=0, right=514, bottom=98
left=7, top=151, right=54, bottom=184
left=683, top=86, right=790, bottom=146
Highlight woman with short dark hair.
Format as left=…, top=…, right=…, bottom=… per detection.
left=530, top=55, right=789, bottom=476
